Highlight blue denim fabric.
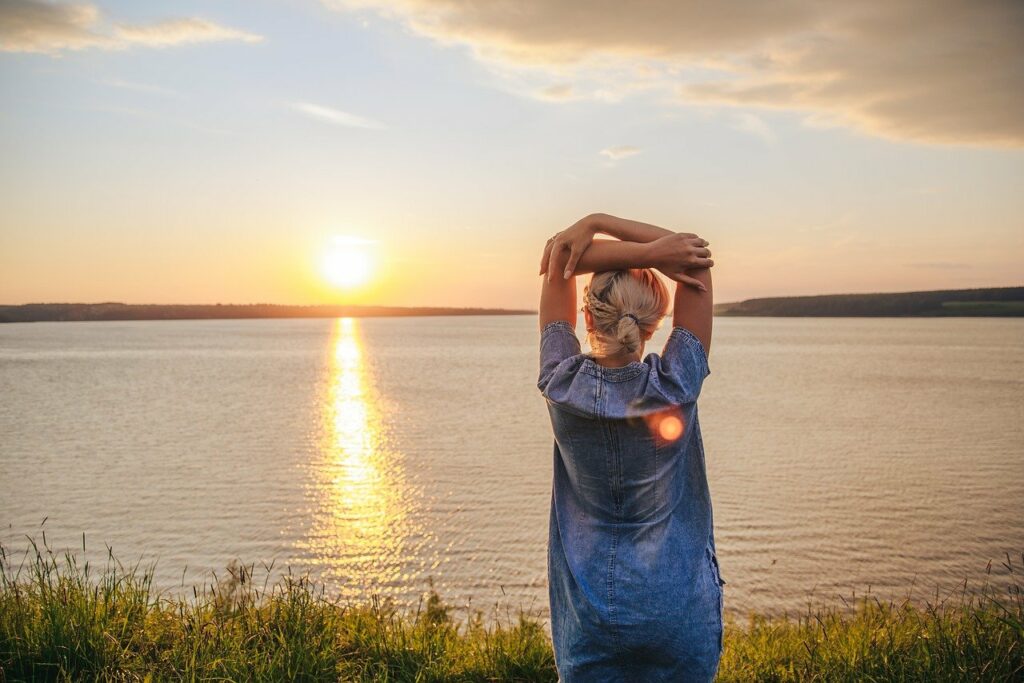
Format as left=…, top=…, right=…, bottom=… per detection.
left=538, top=320, right=725, bottom=682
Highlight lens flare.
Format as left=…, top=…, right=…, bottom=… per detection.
left=658, top=414, right=684, bottom=441
left=644, top=408, right=686, bottom=444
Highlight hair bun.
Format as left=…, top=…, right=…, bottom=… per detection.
left=584, top=269, right=669, bottom=358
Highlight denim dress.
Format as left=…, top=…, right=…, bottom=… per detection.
left=537, top=320, right=725, bottom=682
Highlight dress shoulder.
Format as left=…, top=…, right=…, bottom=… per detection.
left=642, top=326, right=710, bottom=406
left=537, top=320, right=582, bottom=392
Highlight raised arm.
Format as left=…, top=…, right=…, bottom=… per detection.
left=672, top=267, right=713, bottom=354
left=539, top=267, right=577, bottom=331
left=588, top=213, right=674, bottom=243
left=540, top=215, right=713, bottom=289
left=540, top=232, right=669, bottom=330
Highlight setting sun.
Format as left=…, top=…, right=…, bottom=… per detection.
left=322, top=236, right=375, bottom=289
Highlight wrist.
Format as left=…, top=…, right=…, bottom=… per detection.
left=639, top=240, right=660, bottom=269
left=584, top=212, right=609, bottom=236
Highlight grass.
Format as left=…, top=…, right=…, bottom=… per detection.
left=1, top=538, right=1021, bottom=682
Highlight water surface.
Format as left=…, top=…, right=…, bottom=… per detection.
left=1, top=316, right=1021, bottom=620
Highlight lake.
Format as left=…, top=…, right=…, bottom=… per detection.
left=1, top=316, right=1022, bottom=622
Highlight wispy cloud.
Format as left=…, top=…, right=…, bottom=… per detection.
left=0, top=0, right=262, bottom=55
left=112, top=18, right=262, bottom=48
left=732, top=112, right=776, bottom=145
left=290, top=102, right=387, bottom=130
left=600, top=145, right=641, bottom=161
left=537, top=83, right=574, bottom=101
left=100, top=78, right=182, bottom=98
left=325, top=0, right=1024, bottom=147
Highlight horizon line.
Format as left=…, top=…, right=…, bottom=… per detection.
left=1, top=283, right=1021, bottom=310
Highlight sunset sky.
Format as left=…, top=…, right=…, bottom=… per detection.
left=1, top=0, right=1021, bottom=308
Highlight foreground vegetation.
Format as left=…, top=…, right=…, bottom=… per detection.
left=1, top=541, right=1021, bottom=682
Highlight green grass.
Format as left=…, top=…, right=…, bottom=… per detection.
left=1, top=539, right=1021, bottom=682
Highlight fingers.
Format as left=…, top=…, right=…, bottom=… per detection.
left=676, top=274, right=708, bottom=292
left=563, top=247, right=582, bottom=279
left=693, top=247, right=712, bottom=258
left=539, top=239, right=553, bottom=275
left=675, top=272, right=708, bottom=290
left=546, top=241, right=565, bottom=283
left=540, top=233, right=561, bottom=276
left=693, top=257, right=714, bottom=268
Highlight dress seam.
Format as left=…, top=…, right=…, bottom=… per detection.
left=604, top=419, right=624, bottom=653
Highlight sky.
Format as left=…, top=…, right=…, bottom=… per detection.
left=1, top=0, right=1022, bottom=308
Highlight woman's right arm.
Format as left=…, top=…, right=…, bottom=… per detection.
left=672, top=268, right=713, bottom=354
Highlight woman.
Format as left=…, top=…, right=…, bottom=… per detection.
left=537, top=213, right=723, bottom=682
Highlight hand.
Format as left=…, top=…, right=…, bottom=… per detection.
left=539, top=216, right=597, bottom=281
left=648, top=233, right=714, bottom=290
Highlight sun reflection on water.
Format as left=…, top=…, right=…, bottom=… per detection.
left=300, top=317, right=412, bottom=592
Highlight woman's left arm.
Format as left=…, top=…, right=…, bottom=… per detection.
left=539, top=240, right=644, bottom=329
left=539, top=265, right=577, bottom=330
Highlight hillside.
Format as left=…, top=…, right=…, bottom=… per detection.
left=715, top=286, right=1024, bottom=317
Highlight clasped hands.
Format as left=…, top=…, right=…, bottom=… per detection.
left=539, top=216, right=714, bottom=291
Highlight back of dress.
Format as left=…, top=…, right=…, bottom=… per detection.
left=538, top=320, right=725, bottom=682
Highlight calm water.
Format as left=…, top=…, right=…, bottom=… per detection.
left=1, top=316, right=1022, bottom=621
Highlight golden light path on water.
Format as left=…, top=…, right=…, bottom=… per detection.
left=298, top=317, right=416, bottom=596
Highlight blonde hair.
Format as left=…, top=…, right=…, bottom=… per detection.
left=583, top=268, right=670, bottom=358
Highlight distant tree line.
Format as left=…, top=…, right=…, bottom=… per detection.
left=714, top=286, right=1024, bottom=317
left=3, top=286, right=1022, bottom=322
left=0, top=303, right=535, bottom=323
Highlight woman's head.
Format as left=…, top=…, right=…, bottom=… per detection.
left=583, top=268, right=670, bottom=358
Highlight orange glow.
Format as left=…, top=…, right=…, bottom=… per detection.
left=644, top=408, right=686, bottom=444
left=658, top=414, right=684, bottom=441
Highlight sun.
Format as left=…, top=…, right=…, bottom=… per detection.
left=322, top=236, right=374, bottom=289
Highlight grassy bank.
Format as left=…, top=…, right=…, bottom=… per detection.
left=1, top=541, right=1021, bottom=682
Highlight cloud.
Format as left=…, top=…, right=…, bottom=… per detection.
left=325, top=0, right=1024, bottom=147
left=0, top=0, right=263, bottom=55
left=112, top=18, right=262, bottom=48
left=537, top=83, right=574, bottom=101
left=100, top=78, right=182, bottom=98
left=732, top=112, right=776, bottom=144
left=600, top=145, right=642, bottom=161
left=290, top=102, right=387, bottom=129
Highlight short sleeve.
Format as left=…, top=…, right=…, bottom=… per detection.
left=537, top=320, right=582, bottom=392
left=655, top=326, right=710, bottom=403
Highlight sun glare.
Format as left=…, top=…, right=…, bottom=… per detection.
left=322, top=236, right=374, bottom=289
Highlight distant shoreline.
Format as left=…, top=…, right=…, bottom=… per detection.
left=714, top=285, right=1024, bottom=317
left=3, top=285, right=1023, bottom=322
left=0, top=303, right=535, bottom=323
